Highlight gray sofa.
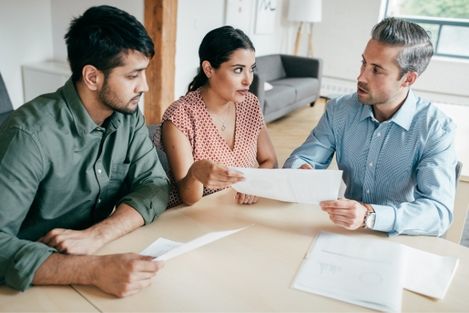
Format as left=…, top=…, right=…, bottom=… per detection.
left=249, top=54, right=322, bottom=123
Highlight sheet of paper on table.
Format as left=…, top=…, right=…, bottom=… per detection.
left=402, top=244, right=459, bottom=299
left=231, top=168, right=344, bottom=204
left=140, top=226, right=249, bottom=261
left=293, top=232, right=459, bottom=312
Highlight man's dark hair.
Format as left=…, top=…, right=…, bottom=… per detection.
left=65, top=5, right=154, bottom=82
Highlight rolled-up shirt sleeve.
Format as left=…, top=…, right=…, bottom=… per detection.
left=0, top=128, right=56, bottom=290
left=117, top=113, right=170, bottom=223
left=283, top=100, right=336, bottom=169
left=0, top=237, right=55, bottom=291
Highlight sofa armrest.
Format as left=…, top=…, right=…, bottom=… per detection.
left=249, top=73, right=266, bottom=113
left=280, top=54, right=322, bottom=79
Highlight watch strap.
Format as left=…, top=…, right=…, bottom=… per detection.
left=362, top=203, right=375, bottom=228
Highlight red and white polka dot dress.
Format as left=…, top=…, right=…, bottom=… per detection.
left=162, top=88, right=265, bottom=207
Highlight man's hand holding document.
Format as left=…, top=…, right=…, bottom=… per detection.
left=231, top=167, right=343, bottom=204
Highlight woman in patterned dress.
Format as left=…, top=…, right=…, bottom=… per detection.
left=160, top=26, right=278, bottom=207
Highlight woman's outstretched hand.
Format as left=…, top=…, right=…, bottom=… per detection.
left=190, top=160, right=244, bottom=189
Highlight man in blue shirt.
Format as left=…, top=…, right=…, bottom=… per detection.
left=284, top=17, right=457, bottom=236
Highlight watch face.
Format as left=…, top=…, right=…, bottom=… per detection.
left=366, top=212, right=376, bottom=229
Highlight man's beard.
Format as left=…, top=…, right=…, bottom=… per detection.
left=99, top=81, right=141, bottom=115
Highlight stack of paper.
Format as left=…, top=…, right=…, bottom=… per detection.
left=231, top=168, right=343, bottom=204
left=292, top=232, right=459, bottom=312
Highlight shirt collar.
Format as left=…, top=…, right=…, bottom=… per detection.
left=358, top=90, right=417, bottom=131
left=388, top=90, right=417, bottom=131
left=107, top=112, right=123, bottom=133
left=359, top=99, right=374, bottom=122
left=61, top=79, right=122, bottom=135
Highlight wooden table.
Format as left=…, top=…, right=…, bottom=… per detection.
left=0, top=285, right=98, bottom=312
left=72, top=189, right=469, bottom=312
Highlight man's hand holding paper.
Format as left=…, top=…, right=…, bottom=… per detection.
left=320, top=199, right=369, bottom=230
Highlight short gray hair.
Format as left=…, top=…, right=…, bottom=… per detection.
left=372, top=17, right=433, bottom=77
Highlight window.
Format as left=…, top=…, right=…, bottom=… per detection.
left=385, top=0, right=469, bottom=59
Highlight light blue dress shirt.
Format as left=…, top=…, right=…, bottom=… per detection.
left=284, top=91, right=457, bottom=236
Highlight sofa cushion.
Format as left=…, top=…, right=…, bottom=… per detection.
left=273, top=77, right=320, bottom=102
left=263, top=84, right=296, bottom=115
left=256, top=55, right=286, bottom=82
left=264, top=82, right=273, bottom=91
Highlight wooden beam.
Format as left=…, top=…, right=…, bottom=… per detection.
left=144, top=0, right=177, bottom=124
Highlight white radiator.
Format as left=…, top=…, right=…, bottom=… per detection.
left=320, top=76, right=356, bottom=99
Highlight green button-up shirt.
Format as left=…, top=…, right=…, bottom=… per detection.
left=0, top=79, right=169, bottom=291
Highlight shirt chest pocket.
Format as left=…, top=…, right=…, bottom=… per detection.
left=109, top=163, right=130, bottom=183
left=101, top=163, right=130, bottom=199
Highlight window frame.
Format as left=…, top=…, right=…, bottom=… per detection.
left=384, top=0, right=469, bottom=60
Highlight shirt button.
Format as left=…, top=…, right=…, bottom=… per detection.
left=366, top=189, right=370, bottom=194
left=97, top=198, right=102, bottom=204
left=369, top=162, right=373, bottom=167
left=97, top=168, right=102, bottom=174
left=377, top=132, right=381, bottom=137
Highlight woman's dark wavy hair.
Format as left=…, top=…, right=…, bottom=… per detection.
left=65, top=5, right=154, bottom=82
left=187, top=25, right=255, bottom=93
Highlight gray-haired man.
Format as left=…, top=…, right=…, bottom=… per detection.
left=285, top=17, right=457, bottom=236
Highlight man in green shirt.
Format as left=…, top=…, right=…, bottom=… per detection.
left=0, top=6, right=169, bottom=297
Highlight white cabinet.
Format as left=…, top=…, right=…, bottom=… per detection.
left=22, top=61, right=70, bottom=102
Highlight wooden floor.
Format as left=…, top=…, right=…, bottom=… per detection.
left=266, top=99, right=469, bottom=247
left=267, top=98, right=326, bottom=166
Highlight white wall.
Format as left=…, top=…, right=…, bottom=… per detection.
left=49, top=0, right=469, bottom=104
left=313, top=0, right=380, bottom=81
left=49, top=0, right=144, bottom=111
left=0, top=0, right=144, bottom=109
left=50, top=0, right=144, bottom=61
left=174, top=0, right=291, bottom=99
left=248, top=0, right=291, bottom=56
left=416, top=58, right=469, bottom=99
left=49, top=0, right=291, bottom=102
left=175, top=0, right=225, bottom=99
left=311, top=0, right=469, bottom=100
left=2, top=0, right=466, bottom=109
left=0, top=0, right=53, bottom=109
left=47, top=0, right=469, bottom=101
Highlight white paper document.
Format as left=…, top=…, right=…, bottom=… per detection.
left=293, top=232, right=404, bottom=312
left=293, top=232, right=459, bottom=312
left=140, top=226, right=248, bottom=261
left=402, top=245, right=459, bottom=299
left=231, top=168, right=343, bottom=204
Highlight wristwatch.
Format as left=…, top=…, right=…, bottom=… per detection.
left=362, top=204, right=376, bottom=229
left=364, top=212, right=376, bottom=229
